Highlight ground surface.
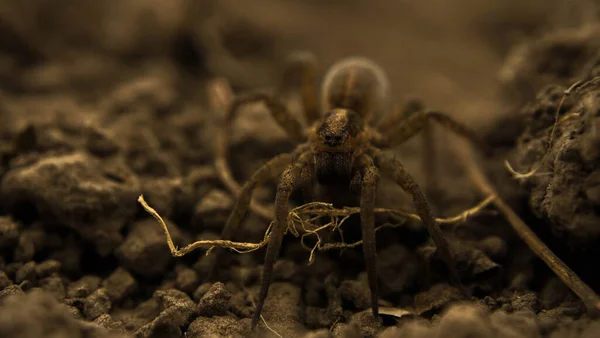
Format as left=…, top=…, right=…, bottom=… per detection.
left=1, top=1, right=600, bottom=337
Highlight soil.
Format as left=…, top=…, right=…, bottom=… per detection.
left=1, top=1, right=600, bottom=337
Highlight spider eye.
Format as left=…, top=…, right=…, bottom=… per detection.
left=323, top=133, right=344, bottom=146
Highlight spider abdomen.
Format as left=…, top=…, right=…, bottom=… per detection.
left=321, top=57, right=390, bottom=123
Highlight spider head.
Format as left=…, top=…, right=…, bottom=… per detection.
left=313, top=108, right=363, bottom=185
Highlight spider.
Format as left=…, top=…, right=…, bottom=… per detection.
left=214, top=51, right=487, bottom=329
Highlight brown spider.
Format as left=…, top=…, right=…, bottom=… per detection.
left=215, top=52, right=487, bottom=329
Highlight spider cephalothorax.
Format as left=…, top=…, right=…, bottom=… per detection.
left=313, top=108, right=366, bottom=185
left=215, top=51, right=487, bottom=330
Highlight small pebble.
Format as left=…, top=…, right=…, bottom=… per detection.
left=83, top=288, right=112, bottom=320
left=103, top=267, right=137, bottom=303
left=116, top=219, right=175, bottom=278
left=193, top=282, right=212, bottom=302
left=39, top=275, right=66, bottom=300
left=94, top=314, right=128, bottom=334
left=348, top=310, right=382, bottom=338
left=197, top=282, right=231, bottom=317
left=35, top=260, right=61, bottom=278
left=0, top=216, right=20, bottom=249
left=187, top=316, right=247, bottom=338
left=15, top=261, right=37, bottom=284
left=0, top=271, right=12, bottom=289
left=175, top=266, right=199, bottom=295
left=0, top=285, right=24, bottom=300
left=67, top=275, right=101, bottom=298
left=511, top=291, right=541, bottom=313
left=135, top=289, right=195, bottom=337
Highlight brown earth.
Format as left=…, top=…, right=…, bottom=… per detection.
left=1, top=1, right=600, bottom=337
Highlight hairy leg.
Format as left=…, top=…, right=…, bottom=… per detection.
left=220, top=152, right=294, bottom=241
left=374, top=109, right=487, bottom=153
left=278, top=51, right=320, bottom=125
left=300, top=161, right=315, bottom=204
left=375, top=106, right=487, bottom=199
left=376, top=98, right=424, bottom=133
left=252, top=151, right=313, bottom=329
left=369, top=147, right=468, bottom=297
left=215, top=91, right=307, bottom=220
left=357, top=154, right=380, bottom=318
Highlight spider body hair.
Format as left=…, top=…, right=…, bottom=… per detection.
left=214, top=52, right=487, bottom=331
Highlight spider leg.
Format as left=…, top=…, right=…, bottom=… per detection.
left=220, top=152, right=293, bottom=241
left=357, top=153, right=380, bottom=318
left=220, top=144, right=309, bottom=240
left=215, top=91, right=307, bottom=220
left=374, top=109, right=488, bottom=153
left=374, top=106, right=487, bottom=199
left=375, top=98, right=424, bottom=133
left=369, top=146, right=469, bottom=298
left=251, top=151, right=313, bottom=329
left=278, top=51, right=320, bottom=125
left=300, top=161, right=315, bottom=204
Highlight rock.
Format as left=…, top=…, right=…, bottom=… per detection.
left=83, top=288, right=112, bottom=320
left=197, top=282, right=231, bottom=317
left=347, top=310, right=382, bottom=338
left=302, top=328, right=332, bottom=338
left=14, top=227, right=44, bottom=262
left=435, top=303, right=494, bottom=338
left=85, top=126, right=120, bottom=157
left=512, top=82, right=600, bottom=248
left=175, top=265, right=199, bottom=295
left=67, top=275, right=102, bottom=298
left=511, top=291, right=541, bottom=313
left=15, top=261, right=36, bottom=284
left=0, top=289, right=119, bottom=338
left=273, top=259, right=298, bottom=282
left=339, top=278, right=371, bottom=310
left=193, top=282, right=212, bottom=302
left=415, top=283, right=463, bottom=316
left=260, top=283, right=305, bottom=336
left=113, top=298, right=161, bottom=332
left=477, top=236, right=508, bottom=261
left=379, top=319, right=431, bottom=338
left=103, top=267, right=137, bottom=303
left=1, top=152, right=140, bottom=255
left=540, top=278, right=570, bottom=310
left=305, top=307, right=330, bottom=329
left=39, top=275, right=66, bottom=300
left=141, top=177, right=185, bottom=220
left=376, top=244, right=419, bottom=294
left=193, top=188, right=233, bottom=231
left=0, top=271, right=11, bottom=289
left=187, top=316, right=248, bottom=338
left=116, top=219, right=177, bottom=278
left=35, top=260, right=61, bottom=278
left=94, top=314, right=128, bottom=334
left=134, top=289, right=196, bottom=337
left=0, top=216, right=19, bottom=250
left=0, top=285, right=23, bottom=300
left=489, top=309, right=540, bottom=338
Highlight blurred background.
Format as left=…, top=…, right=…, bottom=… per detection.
left=1, top=1, right=600, bottom=336
left=2, top=0, right=597, bottom=120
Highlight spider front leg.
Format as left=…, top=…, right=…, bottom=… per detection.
left=278, top=51, right=320, bottom=125
left=215, top=90, right=307, bottom=220
left=374, top=106, right=489, bottom=200
left=369, top=147, right=469, bottom=298
left=251, top=151, right=313, bottom=329
left=220, top=151, right=295, bottom=241
left=375, top=99, right=440, bottom=197
left=357, top=154, right=380, bottom=318
left=375, top=108, right=489, bottom=153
